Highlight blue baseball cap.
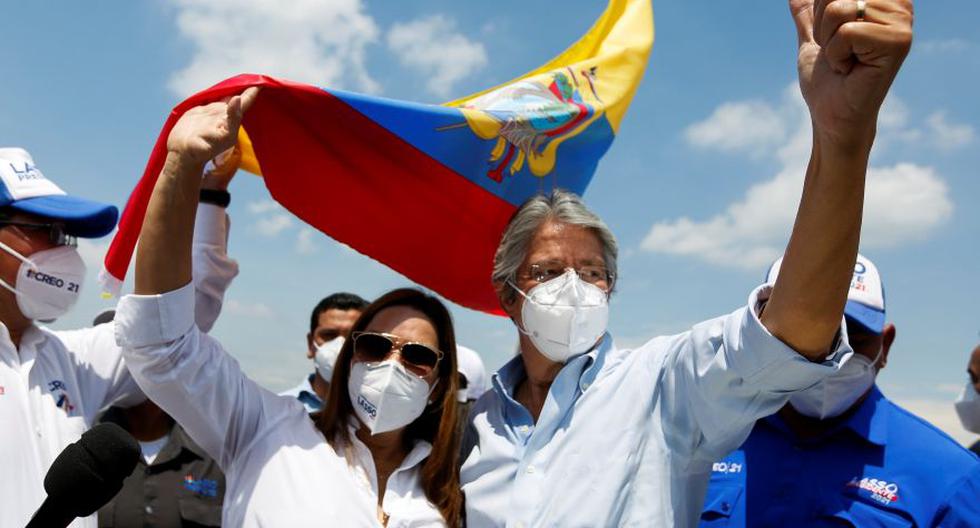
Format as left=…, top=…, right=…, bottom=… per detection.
left=766, top=253, right=886, bottom=334
left=0, top=148, right=118, bottom=238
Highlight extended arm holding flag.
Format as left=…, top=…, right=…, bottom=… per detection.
left=760, top=0, right=912, bottom=359
left=134, top=89, right=258, bottom=297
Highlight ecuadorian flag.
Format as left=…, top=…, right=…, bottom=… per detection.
left=104, top=0, right=653, bottom=314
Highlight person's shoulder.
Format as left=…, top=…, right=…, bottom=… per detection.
left=44, top=322, right=116, bottom=355
left=884, top=397, right=978, bottom=466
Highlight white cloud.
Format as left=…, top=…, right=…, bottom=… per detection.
left=684, top=100, right=786, bottom=155
left=888, top=395, right=978, bottom=447
left=247, top=199, right=297, bottom=237
left=927, top=111, right=975, bottom=150
left=642, top=86, right=954, bottom=268
left=167, top=0, right=381, bottom=97
left=387, top=15, right=488, bottom=98
left=254, top=213, right=293, bottom=237
left=225, top=299, right=275, bottom=319
left=246, top=199, right=283, bottom=215
left=295, top=227, right=319, bottom=255
left=916, top=39, right=972, bottom=54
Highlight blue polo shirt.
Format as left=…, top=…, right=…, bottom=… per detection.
left=700, top=385, right=980, bottom=527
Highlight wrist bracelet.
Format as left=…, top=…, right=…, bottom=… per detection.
left=199, top=188, right=231, bottom=208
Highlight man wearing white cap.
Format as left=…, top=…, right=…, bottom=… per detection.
left=699, top=254, right=980, bottom=527
left=0, top=147, right=239, bottom=527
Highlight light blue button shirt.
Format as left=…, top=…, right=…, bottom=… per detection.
left=460, top=285, right=852, bottom=528
left=278, top=373, right=324, bottom=413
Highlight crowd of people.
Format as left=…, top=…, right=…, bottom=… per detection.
left=4, top=0, right=978, bottom=526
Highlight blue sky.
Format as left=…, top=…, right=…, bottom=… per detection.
left=2, top=1, right=977, bottom=443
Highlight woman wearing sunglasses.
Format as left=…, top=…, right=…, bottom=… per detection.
left=320, top=290, right=462, bottom=525
left=115, top=90, right=462, bottom=526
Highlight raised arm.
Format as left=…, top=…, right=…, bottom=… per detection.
left=762, top=0, right=912, bottom=359
left=135, top=89, right=258, bottom=296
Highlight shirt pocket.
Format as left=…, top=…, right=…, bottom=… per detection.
left=699, top=484, right=743, bottom=527
left=178, top=498, right=223, bottom=527
left=820, top=499, right=915, bottom=528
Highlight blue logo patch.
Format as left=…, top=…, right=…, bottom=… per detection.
left=183, top=475, right=219, bottom=497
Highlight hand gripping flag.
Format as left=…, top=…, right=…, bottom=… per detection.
left=103, top=0, right=653, bottom=314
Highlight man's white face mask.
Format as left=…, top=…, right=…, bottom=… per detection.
left=347, top=360, right=432, bottom=435
left=954, top=382, right=980, bottom=434
left=789, top=347, right=882, bottom=419
left=509, top=269, right=609, bottom=364
left=314, top=336, right=345, bottom=382
left=0, top=241, right=85, bottom=322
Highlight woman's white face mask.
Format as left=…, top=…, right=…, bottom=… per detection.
left=0, top=241, right=85, bottom=322
left=347, top=360, right=433, bottom=435
left=509, top=269, right=609, bottom=364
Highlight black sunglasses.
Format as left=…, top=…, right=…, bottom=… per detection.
left=0, top=220, right=76, bottom=247
left=351, top=331, right=443, bottom=375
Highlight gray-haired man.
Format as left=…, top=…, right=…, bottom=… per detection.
left=460, top=0, right=916, bottom=526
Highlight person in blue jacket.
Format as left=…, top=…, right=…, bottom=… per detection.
left=700, top=254, right=980, bottom=527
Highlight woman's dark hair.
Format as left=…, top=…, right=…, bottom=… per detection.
left=318, top=288, right=462, bottom=525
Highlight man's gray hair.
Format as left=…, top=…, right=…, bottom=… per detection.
left=492, top=189, right=618, bottom=303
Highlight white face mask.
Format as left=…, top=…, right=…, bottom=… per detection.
left=313, top=337, right=345, bottom=382
left=347, top=360, right=432, bottom=435
left=0, top=242, right=85, bottom=322
left=789, top=348, right=881, bottom=419
left=954, top=382, right=980, bottom=434
left=510, top=269, right=609, bottom=364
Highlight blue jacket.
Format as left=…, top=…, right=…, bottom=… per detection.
left=701, top=385, right=980, bottom=527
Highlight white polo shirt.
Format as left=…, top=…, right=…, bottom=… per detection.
left=0, top=204, right=237, bottom=528
left=115, top=282, right=447, bottom=527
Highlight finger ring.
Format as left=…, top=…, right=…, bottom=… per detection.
left=856, top=0, right=867, bottom=21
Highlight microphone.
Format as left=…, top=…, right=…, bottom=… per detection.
left=27, top=422, right=141, bottom=528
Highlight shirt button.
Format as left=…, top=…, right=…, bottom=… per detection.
left=722, top=502, right=730, bottom=512
left=35, top=427, right=41, bottom=437
left=145, top=505, right=153, bottom=515
left=515, top=523, right=525, bottom=528
left=518, top=425, right=530, bottom=434
left=525, top=465, right=536, bottom=474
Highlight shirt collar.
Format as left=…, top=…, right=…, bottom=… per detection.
left=0, top=322, right=43, bottom=365
left=765, top=384, right=889, bottom=446
left=101, top=409, right=206, bottom=464
left=343, top=418, right=433, bottom=473
left=170, top=423, right=210, bottom=460
left=295, top=373, right=324, bottom=408
left=840, top=384, right=889, bottom=446
left=491, top=333, right=611, bottom=404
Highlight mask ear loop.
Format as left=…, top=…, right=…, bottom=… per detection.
left=506, top=280, right=536, bottom=340
left=0, top=239, right=37, bottom=270
left=868, top=345, right=885, bottom=372
left=0, top=239, right=36, bottom=297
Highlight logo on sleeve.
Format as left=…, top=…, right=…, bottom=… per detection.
left=846, top=476, right=900, bottom=505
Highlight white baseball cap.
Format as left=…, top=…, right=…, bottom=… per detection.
left=0, top=148, right=118, bottom=238
left=766, top=253, right=885, bottom=334
left=456, top=345, right=488, bottom=402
